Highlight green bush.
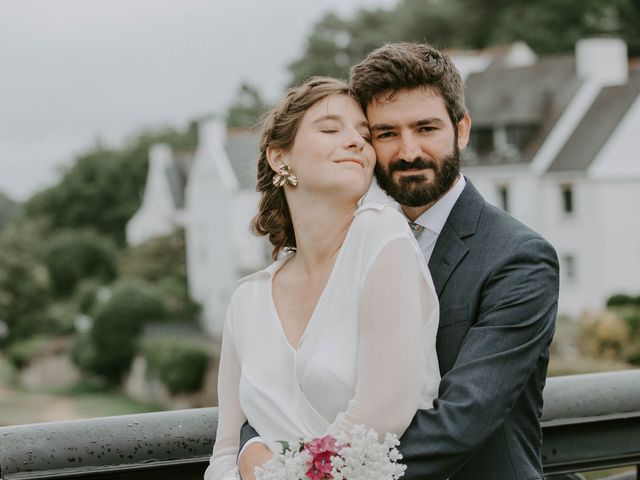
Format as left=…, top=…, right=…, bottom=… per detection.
left=75, top=280, right=168, bottom=385
left=618, top=307, right=640, bottom=336
left=6, top=336, right=49, bottom=369
left=42, top=229, right=118, bottom=297
left=73, top=279, right=102, bottom=314
left=606, top=293, right=640, bottom=308
left=142, top=338, right=211, bottom=394
left=582, top=307, right=640, bottom=365
left=155, top=277, right=201, bottom=321
left=72, top=331, right=98, bottom=374
left=0, top=219, right=53, bottom=343
left=119, top=229, right=200, bottom=322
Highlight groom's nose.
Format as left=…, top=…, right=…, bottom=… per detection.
left=398, top=133, right=421, bottom=162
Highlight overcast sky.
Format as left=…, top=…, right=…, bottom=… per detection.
left=0, top=0, right=397, bottom=200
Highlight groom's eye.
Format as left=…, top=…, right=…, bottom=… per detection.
left=376, top=131, right=396, bottom=139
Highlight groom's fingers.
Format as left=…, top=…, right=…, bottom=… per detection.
left=238, top=442, right=272, bottom=480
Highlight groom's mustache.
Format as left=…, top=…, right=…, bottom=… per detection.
left=388, top=157, right=438, bottom=174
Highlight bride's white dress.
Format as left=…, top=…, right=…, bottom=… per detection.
left=204, top=203, right=440, bottom=480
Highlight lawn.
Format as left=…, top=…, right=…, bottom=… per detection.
left=0, top=354, right=157, bottom=427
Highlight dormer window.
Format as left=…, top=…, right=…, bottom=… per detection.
left=505, top=125, right=537, bottom=150
left=470, top=128, right=494, bottom=156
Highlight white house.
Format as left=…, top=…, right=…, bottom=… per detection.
left=458, top=38, right=640, bottom=317
left=126, top=117, right=269, bottom=337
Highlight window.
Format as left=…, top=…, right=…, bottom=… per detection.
left=505, top=125, right=537, bottom=149
left=497, top=184, right=509, bottom=212
left=561, top=183, right=574, bottom=214
left=561, top=254, right=576, bottom=282
left=470, top=128, right=494, bottom=156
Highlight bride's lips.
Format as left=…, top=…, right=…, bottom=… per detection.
left=334, top=158, right=364, bottom=167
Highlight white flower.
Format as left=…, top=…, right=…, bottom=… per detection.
left=255, top=425, right=405, bottom=480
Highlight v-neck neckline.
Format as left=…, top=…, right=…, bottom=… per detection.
left=268, top=226, right=353, bottom=353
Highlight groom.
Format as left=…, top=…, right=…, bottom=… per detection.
left=239, top=42, right=559, bottom=480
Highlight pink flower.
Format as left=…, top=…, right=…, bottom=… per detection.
left=306, top=435, right=340, bottom=456
left=303, top=435, right=343, bottom=480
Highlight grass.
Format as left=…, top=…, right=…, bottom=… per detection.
left=0, top=355, right=158, bottom=427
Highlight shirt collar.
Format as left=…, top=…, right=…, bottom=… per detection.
left=409, top=174, right=466, bottom=235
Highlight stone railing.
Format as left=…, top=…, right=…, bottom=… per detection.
left=1, top=370, right=639, bottom=479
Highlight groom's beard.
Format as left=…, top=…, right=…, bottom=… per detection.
left=374, top=142, right=460, bottom=207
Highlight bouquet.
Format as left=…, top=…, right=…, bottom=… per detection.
left=255, top=424, right=406, bottom=480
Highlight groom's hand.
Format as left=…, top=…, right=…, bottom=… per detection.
left=238, top=442, right=272, bottom=480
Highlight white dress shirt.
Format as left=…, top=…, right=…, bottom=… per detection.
left=401, top=175, right=466, bottom=261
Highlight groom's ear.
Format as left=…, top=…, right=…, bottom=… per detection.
left=456, top=112, right=471, bottom=151
left=266, top=146, right=286, bottom=172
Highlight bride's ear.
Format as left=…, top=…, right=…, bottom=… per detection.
left=266, top=146, right=285, bottom=172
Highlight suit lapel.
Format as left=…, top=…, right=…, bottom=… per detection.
left=428, top=225, right=468, bottom=296
left=428, top=178, right=485, bottom=297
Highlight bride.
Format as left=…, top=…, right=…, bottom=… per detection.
left=204, top=77, right=440, bottom=480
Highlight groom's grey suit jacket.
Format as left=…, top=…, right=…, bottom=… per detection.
left=399, top=179, right=559, bottom=480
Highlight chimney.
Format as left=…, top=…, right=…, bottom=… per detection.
left=576, top=37, right=628, bottom=86
left=198, top=116, right=227, bottom=150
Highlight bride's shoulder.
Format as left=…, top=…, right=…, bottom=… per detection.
left=353, top=201, right=410, bottom=233
left=234, top=252, right=293, bottom=292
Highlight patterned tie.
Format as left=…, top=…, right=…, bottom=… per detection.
left=408, top=221, right=425, bottom=239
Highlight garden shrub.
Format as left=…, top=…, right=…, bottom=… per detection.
left=74, top=279, right=102, bottom=314
left=76, top=279, right=168, bottom=385
left=71, top=331, right=98, bottom=375
left=606, top=293, right=640, bottom=308
left=0, top=228, right=52, bottom=343
left=6, top=336, right=49, bottom=369
left=42, top=229, right=118, bottom=297
left=118, top=229, right=200, bottom=321
left=582, top=306, right=640, bottom=365
left=141, top=337, right=211, bottom=394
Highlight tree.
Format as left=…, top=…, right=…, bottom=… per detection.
left=119, top=229, right=199, bottom=321
left=226, top=83, right=270, bottom=128
left=288, top=13, right=355, bottom=85
left=42, top=229, right=118, bottom=297
left=0, top=219, right=53, bottom=343
left=0, top=192, right=19, bottom=232
left=286, top=0, right=640, bottom=85
left=24, top=124, right=198, bottom=245
left=485, top=0, right=638, bottom=54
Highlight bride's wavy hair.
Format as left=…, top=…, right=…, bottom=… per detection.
left=252, top=77, right=357, bottom=260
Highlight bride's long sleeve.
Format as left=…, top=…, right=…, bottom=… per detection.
left=326, top=235, right=440, bottom=438
left=204, top=315, right=244, bottom=480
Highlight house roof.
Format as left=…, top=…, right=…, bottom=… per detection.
left=225, top=129, right=260, bottom=190
left=462, top=55, right=582, bottom=167
left=548, top=76, right=640, bottom=172
left=465, top=55, right=577, bottom=127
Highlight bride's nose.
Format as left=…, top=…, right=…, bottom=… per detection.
left=344, top=128, right=366, bottom=150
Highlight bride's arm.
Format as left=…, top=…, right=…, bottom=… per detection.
left=204, top=317, right=245, bottom=480
left=326, top=235, right=440, bottom=438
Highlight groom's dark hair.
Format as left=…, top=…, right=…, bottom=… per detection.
left=350, top=42, right=467, bottom=125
